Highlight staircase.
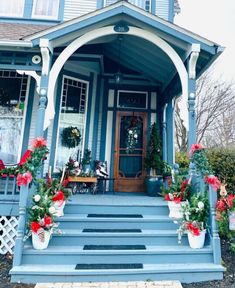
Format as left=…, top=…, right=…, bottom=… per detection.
left=10, top=195, right=224, bottom=284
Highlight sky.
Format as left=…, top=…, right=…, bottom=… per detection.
left=175, top=0, right=235, bottom=82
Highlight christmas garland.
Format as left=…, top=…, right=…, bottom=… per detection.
left=61, top=126, right=81, bottom=148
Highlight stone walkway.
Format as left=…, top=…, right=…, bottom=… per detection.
left=35, top=281, right=182, bottom=288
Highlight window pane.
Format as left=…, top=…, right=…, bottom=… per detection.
left=0, top=72, right=28, bottom=164
left=0, top=0, right=24, bottom=17
left=55, top=77, right=88, bottom=169
left=32, top=0, right=59, bottom=18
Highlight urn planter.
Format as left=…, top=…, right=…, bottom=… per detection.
left=32, top=230, right=51, bottom=250
left=187, top=229, right=206, bottom=249
left=168, top=201, right=185, bottom=219
left=145, top=176, right=163, bottom=197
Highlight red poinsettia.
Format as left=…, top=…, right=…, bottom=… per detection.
left=52, top=190, right=65, bottom=202
left=227, top=194, right=235, bottom=208
left=44, top=216, right=52, bottom=226
left=32, top=137, right=47, bottom=149
left=19, top=150, right=32, bottom=166
left=190, top=143, right=203, bottom=155
left=16, top=171, right=33, bottom=186
left=62, top=178, right=69, bottom=187
left=187, top=222, right=200, bottom=236
left=31, top=221, right=41, bottom=234
left=180, top=179, right=189, bottom=192
left=216, top=199, right=226, bottom=212
left=205, top=175, right=220, bottom=192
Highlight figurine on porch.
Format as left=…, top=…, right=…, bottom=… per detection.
left=95, top=161, right=108, bottom=178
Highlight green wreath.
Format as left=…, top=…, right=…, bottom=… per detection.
left=61, top=126, right=81, bottom=148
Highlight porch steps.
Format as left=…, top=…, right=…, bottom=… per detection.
left=10, top=196, right=224, bottom=284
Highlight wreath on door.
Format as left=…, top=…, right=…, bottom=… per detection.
left=125, top=116, right=142, bottom=154
left=61, top=126, right=81, bottom=148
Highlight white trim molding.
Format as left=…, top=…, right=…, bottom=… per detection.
left=16, top=70, right=41, bottom=93
left=39, top=38, right=52, bottom=76
left=45, top=25, right=188, bottom=130
left=189, top=44, right=201, bottom=79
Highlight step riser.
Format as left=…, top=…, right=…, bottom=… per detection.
left=48, top=235, right=188, bottom=246
left=11, top=271, right=224, bottom=284
left=22, top=252, right=213, bottom=265
left=64, top=205, right=169, bottom=215
left=57, top=221, right=177, bottom=230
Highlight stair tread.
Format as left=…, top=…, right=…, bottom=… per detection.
left=23, top=245, right=213, bottom=254
left=54, top=229, right=181, bottom=236
left=10, top=263, right=225, bottom=275
left=57, top=214, right=173, bottom=222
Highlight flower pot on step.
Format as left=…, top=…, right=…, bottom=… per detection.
left=32, top=229, right=51, bottom=250
left=145, top=176, right=163, bottom=197
left=168, top=201, right=185, bottom=219
left=53, top=200, right=65, bottom=217
left=187, top=229, right=206, bottom=249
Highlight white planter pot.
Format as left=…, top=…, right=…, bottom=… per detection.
left=229, top=211, right=235, bottom=230
left=53, top=201, right=66, bottom=217
left=32, top=229, right=51, bottom=250
left=168, top=201, right=185, bottom=219
left=188, top=229, right=206, bottom=249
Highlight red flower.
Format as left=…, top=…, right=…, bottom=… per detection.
left=190, top=143, right=203, bottom=155
left=0, top=160, right=5, bottom=171
left=32, top=137, right=47, bottom=149
left=180, top=179, right=189, bottom=192
left=173, top=196, right=182, bottom=204
left=206, top=176, right=220, bottom=192
left=31, top=222, right=41, bottom=234
left=62, top=178, right=69, bottom=187
left=187, top=223, right=200, bottom=236
left=164, top=194, right=171, bottom=201
left=16, top=171, right=33, bottom=186
left=19, top=150, right=32, bottom=166
left=52, top=190, right=65, bottom=202
left=227, top=194, right=235, bottom=209
left=44, top=216, right=52, bottom=226
left=216, top=199, right=226, bottom=212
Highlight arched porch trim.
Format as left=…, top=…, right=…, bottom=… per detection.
left=44, top=25, right=188, bottom=129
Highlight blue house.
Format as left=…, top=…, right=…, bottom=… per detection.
left=0, top=0, right=224, bottom=284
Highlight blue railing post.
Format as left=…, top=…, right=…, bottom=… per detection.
left=208, top=183, right=221, bottom=264
left=13, top=185, right=29, bottom=266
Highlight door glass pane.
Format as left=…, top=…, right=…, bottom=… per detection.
left=119, top=115, right=143, bottom=178
left=55, top=77, right=88, bottom=169
left=0, top=72, right=28, bottom=164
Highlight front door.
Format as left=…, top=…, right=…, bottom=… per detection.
left=114, top=111, right=148, bottom=192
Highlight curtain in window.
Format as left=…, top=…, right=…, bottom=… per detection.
left=32, top=0, right=59, bottom=18
left=0, top=0, right=24, bottom=16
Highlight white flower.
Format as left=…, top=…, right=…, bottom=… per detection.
left=198, top=201, right=204, bottom=210
left=74, top=161, right=79, bottom=167
left=128, top=130, right=133, bottom=135
left=134, top=133, right=138, bottom=139
left=49, top=206, right=56, bottom=214
left=169, top=193, right=174, bottom=200
left=33, top=195, right=41, bottom=202
left=31, top=205, right=39, bottom=210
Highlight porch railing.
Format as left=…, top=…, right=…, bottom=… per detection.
left=0, top=176, right=20, bottom=201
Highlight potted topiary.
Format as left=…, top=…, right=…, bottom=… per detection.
left=144, top=122, right=164, bottom=196
left=81, top=148, right=92, bottom=174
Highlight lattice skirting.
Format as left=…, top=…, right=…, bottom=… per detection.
left=0, top=216, right=18, bottom=254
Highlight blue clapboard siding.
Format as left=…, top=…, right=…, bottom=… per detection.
left=64, top=0, right=97, bottom=21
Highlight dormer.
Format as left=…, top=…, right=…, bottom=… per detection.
left=0, top=0, right=180, bottom=24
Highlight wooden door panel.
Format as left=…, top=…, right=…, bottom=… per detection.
left=114, top=111, right=147, bottom=192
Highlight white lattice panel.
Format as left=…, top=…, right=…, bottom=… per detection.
left=0, top=216, right=18, bottom=254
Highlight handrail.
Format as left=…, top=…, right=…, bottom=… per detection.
left=208, top=183, right=221, bottom=264
left=13, top=185, right=29, bottom=266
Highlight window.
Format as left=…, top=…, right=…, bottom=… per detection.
left=117, top=91, right=148, bottom=109
left=0, top=71, right=28, bottom=164
left=55, top=76, right=88, bottom=169
left=0, top=0, right=24, bottom=17
left=32, top=0, right=59, bottom=19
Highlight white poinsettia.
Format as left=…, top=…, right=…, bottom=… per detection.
left=33, top=194, right=41, bottom=202
left=197, top=201, right=204, bottom=210
left=49, top=206, right=56, bottom=214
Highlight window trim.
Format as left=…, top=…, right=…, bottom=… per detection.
left=31, top=0, right=60, bottom=20
left=54, top=75, right=89, bottom=171
left=117, top=90, right=148, bottom=110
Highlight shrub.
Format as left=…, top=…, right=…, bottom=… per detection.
left=175, top=151, right=190, bottom=175
left=206, top=148, right=235, bottom=193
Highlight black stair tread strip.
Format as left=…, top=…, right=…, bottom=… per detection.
left=87, top=214, right=143, bottom=218
left=82, top=229, right=142, bottom=233
left=75, top=263, right=143, bottom=270
left=83, top=245, right=146, bottom=250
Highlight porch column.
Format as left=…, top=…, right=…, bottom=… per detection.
left=35, top=39, right=53, bottom=137
left=166, top=100, right=174, bottom=165
left=162, top=104, right=167, bottom=162
left=188, top=44, right=200, bottom=148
